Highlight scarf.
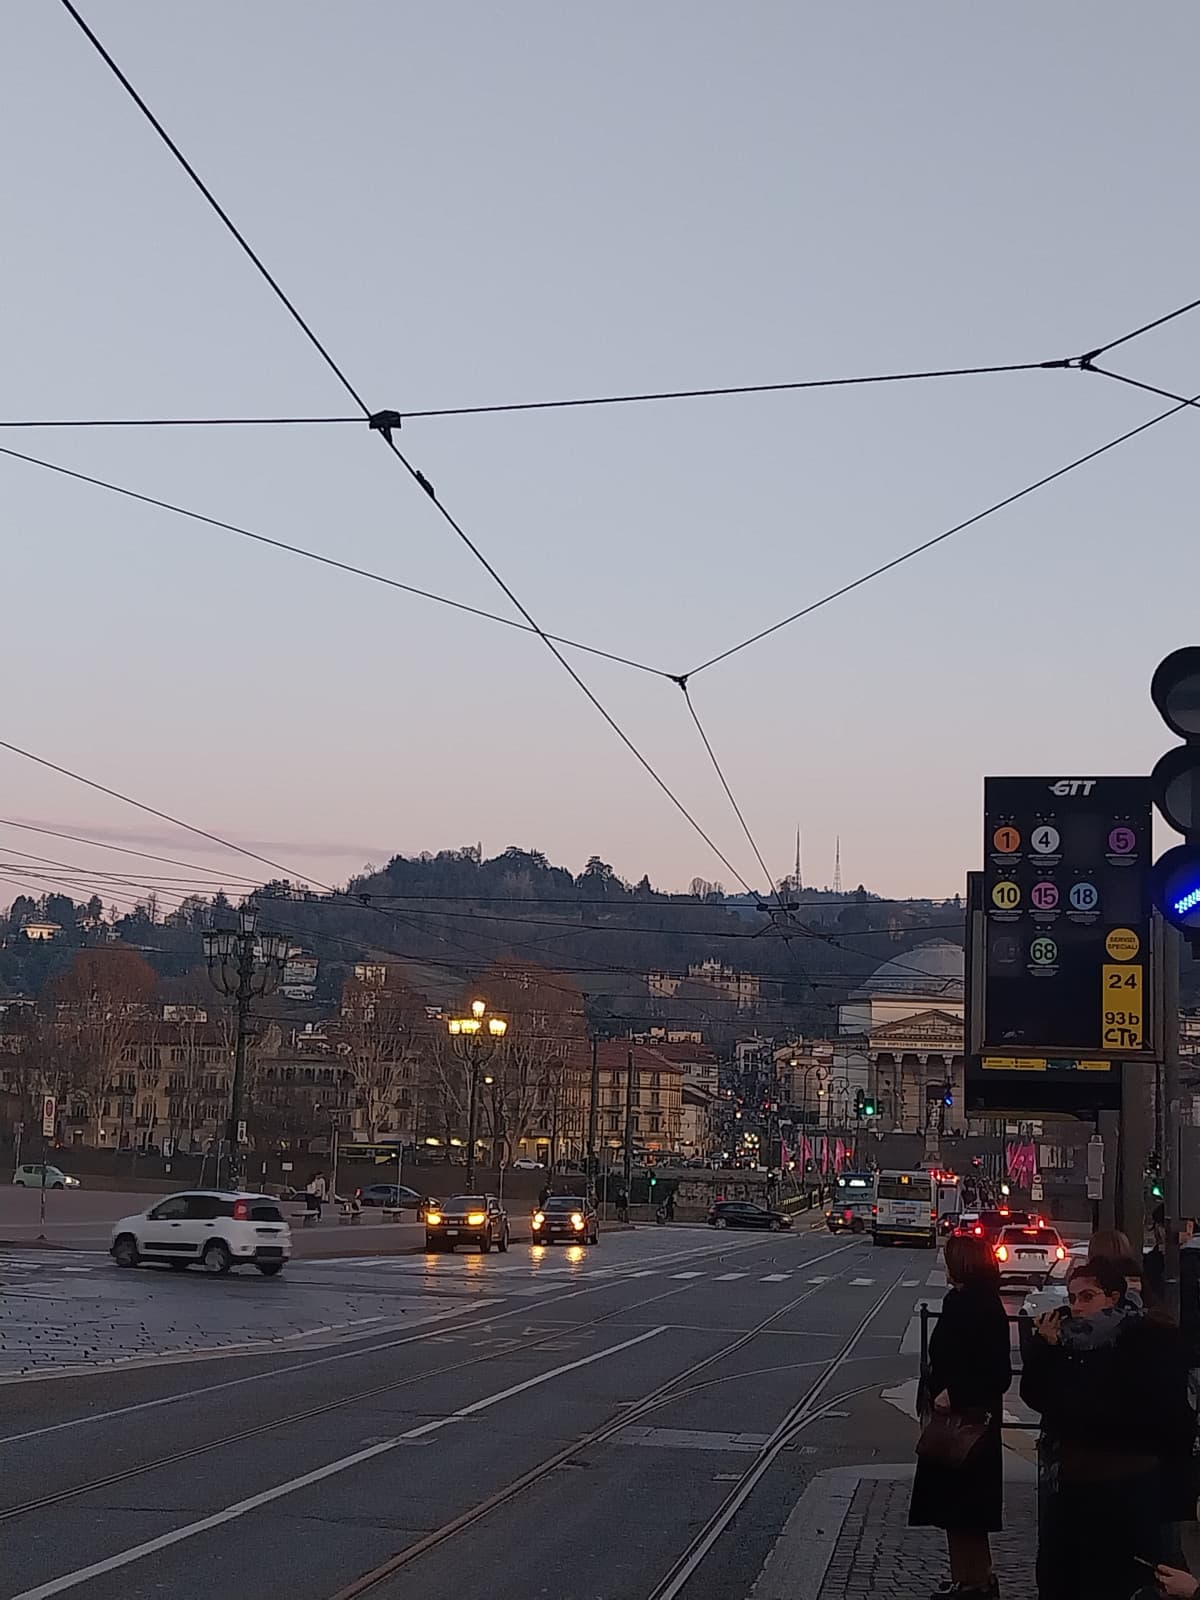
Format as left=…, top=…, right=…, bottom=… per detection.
left=1059, top=1299, right=1142, bottom=1352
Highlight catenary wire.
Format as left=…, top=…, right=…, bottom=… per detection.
left=55, top=0, right=767, bottom=893
left=1083, top=365, right=1200, bottom=413
left=1079, top=290, right=1200, bottom=364
left=0, top=818, right=264, bottom=885
left=0, top=356, right=1066, bottom=432
left=687, top=386, right=1200, bottom=676
left=0, top=445, right=670, bottom=680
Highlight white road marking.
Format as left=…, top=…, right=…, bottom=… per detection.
left=806, top=1275, right=831, bottom=1283
left=629, top=1270, right=657, bottom=1278
left=8, top=1326, right=666, bottom=1600
left=673, top=1272, right=705, bottom=1279
left=60, top=1267, right=92, bottom=1274
left=762, top=1274, right=791, bottom=1283
left=849, top=1278, right=876, bottom=1286
left=902, top=1279, right=920, bottom=1287
left=715, top=1272, right=748, bottom=1281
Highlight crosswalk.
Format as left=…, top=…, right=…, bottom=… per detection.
left=300, top=1256, right=890, bottom=1292
left=0, top=1252, right=96, bottom=1274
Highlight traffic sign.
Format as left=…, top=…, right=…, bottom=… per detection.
left=41, top=1095, right=55, bottom=1138
left=977, top=776, right=1152, bottom=1061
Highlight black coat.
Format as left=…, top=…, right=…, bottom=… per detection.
left=909, top=1284, right=1013, bottom=1532
left=1020, top=1314, right=1195, bottom=1516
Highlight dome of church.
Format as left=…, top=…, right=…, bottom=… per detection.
left=850, top=938, right=964, bottom=1000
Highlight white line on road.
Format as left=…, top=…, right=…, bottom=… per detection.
left=673, top=1272, right=705, bottom=1279
left=849, top=1278, right=876, bottom=1286
left=8, top=1325, right=666, bottom=1600
left=806, top=1275, right=830, bottom=1283
left=761, top=1274, right=791, bottom=1283
left=715, top=1273, right=748, bottom=1281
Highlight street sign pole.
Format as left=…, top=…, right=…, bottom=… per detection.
left=1163, top=922, right=1183, bottom=1319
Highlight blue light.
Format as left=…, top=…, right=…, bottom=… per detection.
left=1174, top=884, right=1200, bottom=916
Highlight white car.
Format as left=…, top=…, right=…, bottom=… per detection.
left=994, top=1224, right=1067, bottom=1286
left=13, top=1163, right=79, bottom=1189
left=110, top=1190, right=291, bottom=1276
left=511, top=1159, right=545, bottom=1171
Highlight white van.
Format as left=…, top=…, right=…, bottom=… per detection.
left=872, top=1169, right=938, bottom=1249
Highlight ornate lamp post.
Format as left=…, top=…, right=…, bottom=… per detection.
left=202, top=903, right=289, bottom=1191
left=447, top=998, right=508, bottom=1189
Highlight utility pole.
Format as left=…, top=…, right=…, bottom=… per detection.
left=622, top=1047, right=636, bottom=1198
left=586, top=1034, right=600, bottom=1180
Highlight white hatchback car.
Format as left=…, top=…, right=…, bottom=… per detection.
left=994, top=1224, right=1067, bottom=1287
left=110, top=1190, right=291, bottom=1276
left=13, top=1163, right=79, bottom=1189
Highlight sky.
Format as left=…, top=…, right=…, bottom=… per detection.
left=3, top=2, right=1200, bottom=909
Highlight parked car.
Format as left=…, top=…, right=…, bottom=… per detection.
left=424, top=1194, right=509, bottom=1253
left=354, top=1184, right=424, bottom=1210
left=511, top=1159, right=545, bottom=1171
left=532, top=1195, right=599, bottom=1245
left=109, top=1191, right=291, bottom=1276
left=12, top=1163, right=79, bottom=1189
left=706, top=1200, right=792, bottom=1231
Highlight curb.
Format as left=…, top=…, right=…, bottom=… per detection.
left=749, top=1454, right=1037, bottom=1598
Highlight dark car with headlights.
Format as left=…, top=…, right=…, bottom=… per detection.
left=424, top=1194, right=509, bottom=1253
left=532, top=1195, right=599, bottom=1246
left=707, top=1200, right=792, bottom=1231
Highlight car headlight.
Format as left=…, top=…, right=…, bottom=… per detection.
left=533, top=1212, right=545, bottom=1227
left=426, top=1212, right=442, bottom=1227
left=467, top=1212, right=486, bottom=1227
left=571, top=1214, right=584, bottom=1229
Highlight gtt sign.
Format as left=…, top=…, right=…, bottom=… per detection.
left=1048, top=780, right=1098, bottom=797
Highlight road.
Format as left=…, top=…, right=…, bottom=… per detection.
left=0, top=1185, right=430, bottom=1257
left=0, top=1223, right=960, bottom=1600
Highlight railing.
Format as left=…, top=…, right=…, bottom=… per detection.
left=919, top=1301, right=1039, bottom=1430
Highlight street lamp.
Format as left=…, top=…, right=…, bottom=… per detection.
left=447, top=999, right=508, bottom=1189
left=202, top=902, right=289, bottom=1191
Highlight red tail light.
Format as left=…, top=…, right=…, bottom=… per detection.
left=995, top=1244, right=1008, bottom=1262
left=931, top=1209, right=938, bottom=1220
left=973, top=1225, right=984, bottom=1236
left=872, top=1205, right=878, bottom=1215
left=233, top=1200, right=250, bottom=1221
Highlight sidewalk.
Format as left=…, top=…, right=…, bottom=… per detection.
left=753, top=1462, right=1037, bottom=1600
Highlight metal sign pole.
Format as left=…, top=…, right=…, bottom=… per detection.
left=1163, top=923, right=1183, bottom=1319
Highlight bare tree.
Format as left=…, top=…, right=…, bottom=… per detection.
left=335, top=967, right=431, bottom=1140
left=48, top=948, right=157, bottom=1142
left=470, top=963, right=589, bottom=1158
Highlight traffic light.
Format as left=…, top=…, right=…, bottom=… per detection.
left=853, top=1089, right=865, bottom=1119
left=648, top=1171, right=658, bottom=1192
left=863, top=1095, right=876, bottom=1117
left=1151, top=648, right=1200, bottom=938
left=942, top=1083, right=954, bottom=1108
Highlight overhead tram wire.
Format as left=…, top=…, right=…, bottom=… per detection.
left=0, top=445, right=670, bottom=681
left=0, top=356, right=1065, bottom=432
left=0, top=818, right=264, bottom=886
left=1075, top=290, right=1200, bottom=366
left=686, top=386, right=1200, bottom=677
left=53, top=0, right=771, bottom=899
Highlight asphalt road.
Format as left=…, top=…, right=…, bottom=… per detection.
left=0, top=1225, right=950, bottom=1600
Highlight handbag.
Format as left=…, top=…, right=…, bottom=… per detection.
left=916, top=1407, right=991, bottom=1467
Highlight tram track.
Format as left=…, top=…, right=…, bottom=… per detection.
left=322, top=1256, right=909, bottom=1600
left=0, top=1236, right=863, bottom=1538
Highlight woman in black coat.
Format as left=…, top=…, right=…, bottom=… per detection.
left=909, top=1233, right=1013, bottom=1596
left=1020, top=1257, right=1194, bottom=1600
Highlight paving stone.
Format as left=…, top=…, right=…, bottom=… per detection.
left=817, top=1479, right=1037, bottom=1599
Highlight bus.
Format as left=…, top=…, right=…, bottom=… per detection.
left=872, top=1169, right=938, bottom=1249
left=826, top=1170, right=876, bottom=1233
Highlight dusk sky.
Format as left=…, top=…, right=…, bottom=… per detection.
left=4, top=3, right=1200, bottom=907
